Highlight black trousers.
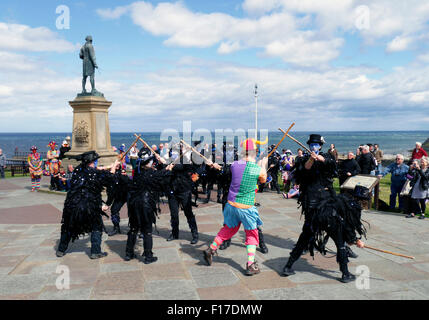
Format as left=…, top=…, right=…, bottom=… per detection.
left=270, top=171, right=280, bottom=193
left=168, top=190, right=198, bottom=235
left=57, top=216, right=104, bottom=254
left=288, top=211, right=349, bottom=274
left=410, top=198, right=426, bottom=214
left=110, top=200, right=125, bottom=226
left=126, top=222, right=154, bottom=256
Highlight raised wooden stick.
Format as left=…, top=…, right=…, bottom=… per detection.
left=120, top=135, right=141, bottom=161
left=278, top=128, right=312, bottom=154
left=268, top=122, right=295, bottom=157
left=180, top=140, right=214, bottom=166
left=134, top=133, right=166, bottom=164
left=363, top=245, right=414, bottom=259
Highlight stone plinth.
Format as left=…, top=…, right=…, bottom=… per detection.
left=65, top=95, right=117, bottom=166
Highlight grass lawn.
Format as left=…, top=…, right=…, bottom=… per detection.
left=278, top=173, right=429, bottom=217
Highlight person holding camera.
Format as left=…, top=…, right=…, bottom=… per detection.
left=406, top=157, right=429, bottom=219
left=378, top=154, right=409, bottom=211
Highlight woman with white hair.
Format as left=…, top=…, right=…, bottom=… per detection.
left=410, top=142, right=428, bottom=164
left=406, top=157, right=429, bottom=219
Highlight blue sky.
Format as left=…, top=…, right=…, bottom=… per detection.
left=1, top=0, right=429, bottom=132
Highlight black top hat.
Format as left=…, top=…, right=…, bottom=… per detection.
left=307, top=134, right=325, bottom=145
left=138, top=147, right=155, bottom=165
left=72, top=151, right=100, bottom=164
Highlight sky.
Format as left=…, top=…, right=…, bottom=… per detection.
left=1, top=0, right=429, bottom=132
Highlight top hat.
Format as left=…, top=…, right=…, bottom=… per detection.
left=307, top=134, right=325, bottom=145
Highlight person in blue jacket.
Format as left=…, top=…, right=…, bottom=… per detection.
left=378, top=154, right=409, bottom=210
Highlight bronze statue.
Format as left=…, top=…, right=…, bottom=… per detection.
left=80, top=35, right=100, bottom=95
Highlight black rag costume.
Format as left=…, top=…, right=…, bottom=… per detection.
left=105, top=169, right=129, bottom=235
left=56, top=151, right=114, bottom=259
left=282, top=134, right=366, bottom=283
left=166, top=157, right=199, bottom=243
left=125, top=149, right=171, bottom=263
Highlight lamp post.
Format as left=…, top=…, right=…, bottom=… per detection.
left=254, top=84, right=258, bottom=140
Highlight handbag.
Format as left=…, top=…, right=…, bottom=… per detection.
left=400, top=180, right=412, bottom=196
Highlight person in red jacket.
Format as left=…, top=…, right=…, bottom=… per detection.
left=410, top=142, right=428, bottom=163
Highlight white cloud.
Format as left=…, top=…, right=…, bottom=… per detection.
left=97, top=1, right=340, bottom=66
left=0, top=22, right=78, bottom=53
left=386, top=36, right=412, bottom=52
left=96, top=6, right=130, bottom=19
left=0, top=51, right=38, bottom=71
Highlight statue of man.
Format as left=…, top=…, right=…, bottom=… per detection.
left=80, top=35, right=98, bottom=94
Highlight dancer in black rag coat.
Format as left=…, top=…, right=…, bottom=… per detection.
left=282, top=134, right=366, bottom=283
left=56, top=151, right=119, bottom=259
left=103, top=165, right=130, bottom=236
left=125, top=148, right=173, bottom=263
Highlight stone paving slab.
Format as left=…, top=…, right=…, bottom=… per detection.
left=0, top=178, right=428, bottom=300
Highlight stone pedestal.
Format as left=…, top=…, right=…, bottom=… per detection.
left=65, top=95, right=118, bottom=167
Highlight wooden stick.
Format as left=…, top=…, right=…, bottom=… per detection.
left=134, top=133, right=166, bottom=164
left=278, top=128, right=312, bottom=154
left=268, top=122, right=295, bottom=157
left=180, top=140, right=214, bottom=166
left=364, top=245, right=414, bottom=259
left=120, top=135, right=141, bottom=161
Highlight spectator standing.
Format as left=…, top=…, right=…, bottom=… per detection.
left=280, top=149, right=294, bottom=192
left=328, top=144, right=338, bottom=162
left=410, top=142, right=428, bottom=164
left=61, top=164, right=74, bottom=192
left=356, top=145, right=375, bottom=174
left=379, top=154, right=409, bottom=211
left=47, top=141, right=60, bottom=190
left=129, top=145, right=139, bottom=170
left=338, top=151, right=361, bottom=186
left=59, top=140, right=71, bottom=160
left=0, top=149, right=5, bottom=179
left=406, top=158, right=429, bottom=219
left=373, top=144, right=383, bottom=175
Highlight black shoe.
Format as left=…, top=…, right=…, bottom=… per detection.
left=259, top=243, right=269, bottom=254
left=217, top=198, right=222, bottom=204
left=203, top=248, right=216, bottom=266
left=90, top=252, right=108, bottom=259
left=203, top=198, right=210, bottom=204
left=245, top=261, right=261, bottom=276
left=254, top=202, right=261, bottom=207
left=167, top=233, right=179, bottom=241
left=56, top=250, right=65, bottom=257
left=142, top=252, right=158, bottom=264
left=124, top=252, right=135, bottom=261
left=190, top=233, right=199, bottom=244
left=219, top=239, right=231, bottom=250
left=340, top=272, right=356, bottom=283
left=346, top=246, right=358, bottom=259
left=418, top=214, right=426, bottom=220
left=192, top=202, right=199, bottom=207
left=282, top=266, right=296, bottom=276
left=406, top=214, right=415, bottom=218
left=108, top=225, right=121, bottom=236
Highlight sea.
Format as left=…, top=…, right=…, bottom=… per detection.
left=1, top=131, right=428, bottom=159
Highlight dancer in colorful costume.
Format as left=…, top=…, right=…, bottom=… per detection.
left=47, top=141, right=61, bottom=191
left=27, top=146, right=43, bottom=192
left=203, top=138, right=268, bottom=276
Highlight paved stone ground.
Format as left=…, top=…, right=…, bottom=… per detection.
left=0, top=177, right=429, bottom=300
